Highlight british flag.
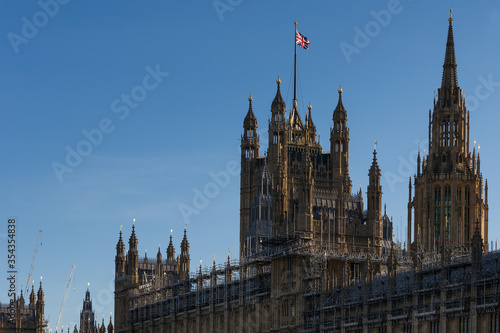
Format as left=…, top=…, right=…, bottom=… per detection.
left=295, top=30, right=309, bottom=49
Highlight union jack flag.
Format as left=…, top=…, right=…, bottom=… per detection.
left=295, top=30, right=309, bottom=49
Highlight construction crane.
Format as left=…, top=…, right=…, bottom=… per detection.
left=55, top=265, right=75, bottom=333
left=25, top=230, right=42, bottom=297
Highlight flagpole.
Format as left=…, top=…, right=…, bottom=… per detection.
left=294, top=20, right=297, bottom=104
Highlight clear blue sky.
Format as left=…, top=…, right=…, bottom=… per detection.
left=1, top=0, right=499, bottom=330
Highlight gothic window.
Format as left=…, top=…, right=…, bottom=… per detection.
left=336, top=141, right=339, bottom=152
left=445, top=116, right=452, bottom=146
left=465, top=186, right=470, bottom=241
left=453, top=120, right=459, bottom=146
left=458, top=188, right=462, bottom=243
left=434, top=186, right=441, bottom=248
left=445, top=186, right=451, bottom=240
left=441, top=121, right=446, bottom=147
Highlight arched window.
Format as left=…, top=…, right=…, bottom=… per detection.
left=465, top=186, right=470, bottom=241
left=434, top=186, right=441, bottom=248
left=457, top=187, right=462, bottom=243
left=444, top=186, right=451, bottom=240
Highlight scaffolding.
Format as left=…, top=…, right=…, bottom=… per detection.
left=126, top=230, right=496, bottom=333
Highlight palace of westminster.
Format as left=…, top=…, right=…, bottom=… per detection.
left=2, top=12, right=496, bottom=333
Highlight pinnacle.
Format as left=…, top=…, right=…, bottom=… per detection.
left=271, top=76, right=285, bottom=112
left=441, top=12, right=458, bottom=89
left=333, top=85, right=346, bottom=118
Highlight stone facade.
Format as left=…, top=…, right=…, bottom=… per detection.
left=408, top=14, right=488, bottom=254
left=0, top=284, right=45, bottom=333
left=114, top=13, right=494, bottom=333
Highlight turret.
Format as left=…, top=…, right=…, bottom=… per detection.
left=179, top=226, right=190, bottom=280
left=210, top=259, right=218, bottom=286
left=268, top=77, right=287, bottom=164
left=367, top=147, right=382, bottom=253
left=107, top=317, right=113, bottom=333
left=330, top=86, right=351, bottom=194
left=29, top=285, right=36, bottom=312
left=156, top=245, right=163, bottom=287
left=166, top=230, right=175, bottom=262
left=126, top=224, right=139, bottom=285
left=36, top=281, right=44, bottom=333
left=305, top=103, right=317, bottom=144
left=80, top=285, right=95, bottom=333
left=241, top=94, right=260, bottom=160
left=115, top=230, right=125, bottom=278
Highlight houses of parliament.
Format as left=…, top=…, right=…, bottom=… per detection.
left=111, top=13, right=496, bottom=333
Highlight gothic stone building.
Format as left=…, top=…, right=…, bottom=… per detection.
left=114, top=14, right=495, bottom=333
left=77, top=287, right=113, bottom=333
left=407, top=13, right=488, bottom=254
left=0, top=283, right=45, bottom=333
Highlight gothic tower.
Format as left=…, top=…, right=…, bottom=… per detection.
left=330, top=86, right=352, bottom=194
left=367, top=148, right=382, bottom=254
left=240, top=94, right=260, bottom=256
left=409, top=12, right=488, bottom=253
left=79, top=287, right=95, bottom=333
left=126, top=225, right=139, bottom=285
left=179, top=227, right=190, bottom=280
left=35, top=282, right=44, bottom=333
left=267, top=78, right=289, bottom=238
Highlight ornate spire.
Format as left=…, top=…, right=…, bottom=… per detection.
left=116, top=229, right=124, bottom=255
left=441, top=9, right=458, bottom=89
left=167, top=229, right=175, bottom=261
left=37, top=280, right=44, bottom=300
left=29, top=284, right=36, bottom=305
left=243, top=94, right=257, bottom=129
left=369, top=148, right=381, bottom=175
left=85, top=283, right=91, bottom=301
left=306, top=102, right=316, bottom=131
left=181, top=225, right=189, bottom=248
left=156, top=245, right=162, bottom=262
left=271, top=76, right=285, bottom=112
left=333, top=86, right=346, bottom=118
left=129, top=221, right=138, bottom=250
